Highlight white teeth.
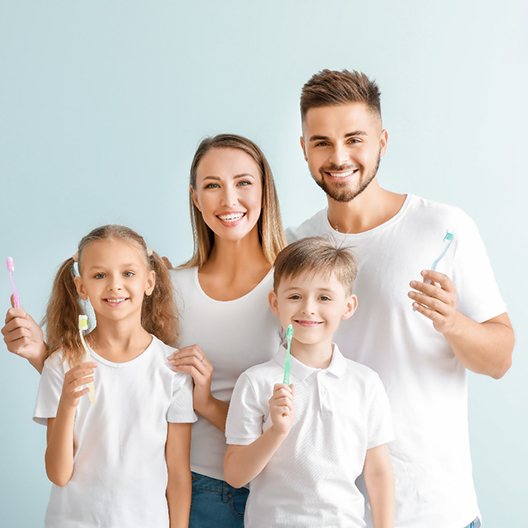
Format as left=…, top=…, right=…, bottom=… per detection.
left=328, top=169, right=357, bottom=178
left=219, top=213, right=244, bottom=222
left=106, top=298, right=126, bottom=303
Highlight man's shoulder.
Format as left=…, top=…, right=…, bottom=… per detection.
left=408, top=195, right=473, bottom=224
left=285, top=208, right=329, bottom=243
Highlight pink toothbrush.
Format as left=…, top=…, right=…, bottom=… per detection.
left=6, top=257, right=21, bottom=308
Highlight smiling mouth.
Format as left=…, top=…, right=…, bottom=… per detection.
left=103, top=297, right=129, bottom=305
left=217, top=212, right=246, bottom=224
left=294, top=319, right=324, bottom=327
left=324, top=168, right=359, bottom=179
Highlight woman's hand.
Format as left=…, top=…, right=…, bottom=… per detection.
left=2, top=303, right=48, bottom=372
left=168, top=345, right=214, bottom=415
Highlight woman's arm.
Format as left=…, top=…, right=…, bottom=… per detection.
left=168, top=345, right=228, bottom=431
left=363, top=444, right=394, bottom=528
left=45, top=363, right=96, bottom=486
left=2, top=306, right=48, bottom=373
left=166, top=422, right=193, bottom=528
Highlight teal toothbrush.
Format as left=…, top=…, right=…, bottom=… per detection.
left=425, top=231, right=455, bottom=284
left=282, top=324, right=294, bottom=385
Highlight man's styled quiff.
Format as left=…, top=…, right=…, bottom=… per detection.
left=273, top=237, right=358, bottom=295
left=300, top=69, right=381, bottom=120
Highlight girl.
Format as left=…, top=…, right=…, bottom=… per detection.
left=33, top=225, right=196, bottom=528
left=4, top=134, right=286, bottom=527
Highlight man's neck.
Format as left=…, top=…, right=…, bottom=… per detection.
left=326, top=180, right=407, bottom=234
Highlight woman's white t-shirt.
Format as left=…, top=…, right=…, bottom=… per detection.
left=34, top=336, right=197, bottom=528
left=170, top=267, right=281, bottom=481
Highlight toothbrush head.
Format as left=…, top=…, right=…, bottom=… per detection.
left=78, top=315, right=89, bottom=332
left=444, top=231, right=455, bottom=241
left=285, top=324, right=294, bottom=341
left=6, top=257, right=15, bottom=273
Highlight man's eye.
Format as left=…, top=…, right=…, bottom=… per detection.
left=315, top=142, right=329, bottom=147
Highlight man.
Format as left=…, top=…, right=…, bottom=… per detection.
left=287, top=69, right=514, bottom=528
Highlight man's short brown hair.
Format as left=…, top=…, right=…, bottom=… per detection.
left=300, top=69, right=381, bottom=120
left=273, top=237, right=358, bottom=295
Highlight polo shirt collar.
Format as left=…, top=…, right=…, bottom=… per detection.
left=272, top=343, right=347, bottom=381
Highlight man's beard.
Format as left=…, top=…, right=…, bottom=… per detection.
left=313, top=151, right=381, bottom=203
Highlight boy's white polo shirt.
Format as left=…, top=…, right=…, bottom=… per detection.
left=226, top=344, right=393, bottom=528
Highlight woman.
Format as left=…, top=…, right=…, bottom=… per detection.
left=2, top=133, right=286, bottom=527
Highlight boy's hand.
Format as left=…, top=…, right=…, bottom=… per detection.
left=59, top=362, right=97, bottom=409
left=269, top=383, right=295, bottom=435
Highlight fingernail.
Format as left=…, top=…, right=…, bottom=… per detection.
left=410, top=281, right=416, bottom=287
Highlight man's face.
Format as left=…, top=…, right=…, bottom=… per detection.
left=301, top=103, right=388, bottom=202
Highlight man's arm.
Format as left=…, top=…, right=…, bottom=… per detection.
left=409, top=270, right=514, bottom=378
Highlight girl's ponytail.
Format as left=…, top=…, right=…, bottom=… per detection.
left=142, top=251, right=179, bottom=347
left=44, top=258, right=83, bottom=366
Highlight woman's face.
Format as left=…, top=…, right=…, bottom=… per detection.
left=192, top=147, right=263, bottom=242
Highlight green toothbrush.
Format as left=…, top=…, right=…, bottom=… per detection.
left=282, top=324, right=294, bottom=385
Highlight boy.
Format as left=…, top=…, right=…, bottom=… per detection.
left=224, top=237, right=394, bottom=528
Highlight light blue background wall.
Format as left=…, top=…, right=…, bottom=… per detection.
left=1, top=1, right=526, bottom=525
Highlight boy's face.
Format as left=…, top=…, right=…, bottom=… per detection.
left=269, top=271, right=357, bottom=348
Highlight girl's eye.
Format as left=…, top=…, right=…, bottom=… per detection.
left=94, top=273, right=105, bottom=279
left=124, top=271, right=135, bottom=278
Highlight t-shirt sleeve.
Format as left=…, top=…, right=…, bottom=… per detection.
left=366, top=373, right=394, bottom=449
left=452, top=211, right=507, bottom=323
left=167, top=373, right=197, bottom=424
left=225, top=372, right=266, bottom=446
left=33, top=353, right=66, bottom=426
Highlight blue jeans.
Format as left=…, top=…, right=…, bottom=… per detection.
left=189, top=472, right=249, bottom=528
left=464, top=518, right=481, bottom=528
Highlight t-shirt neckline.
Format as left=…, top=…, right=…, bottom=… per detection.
left=87, top=334, right=156, bottom=368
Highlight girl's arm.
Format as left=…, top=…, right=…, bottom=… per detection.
left=168, top=345, right=228, bottom=431
left=363, top=444, right=394, bottom=528
left=166, top=422, right=193, bottom=528
left=224, top=384, right=294, bottom=488
left=2, top=307, right=48, bottom=373
left=45, top=363, right=96, bottom=486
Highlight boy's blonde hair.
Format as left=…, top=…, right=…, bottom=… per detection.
left=273, top=237, right=358, bottom=295
left=44, top=225, right=178, bottom=366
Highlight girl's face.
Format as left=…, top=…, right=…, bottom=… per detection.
left=191, top=147, right=263, bottom=243
left=75, top=238, right=155, bottom=324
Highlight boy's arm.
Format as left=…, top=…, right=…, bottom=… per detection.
left=45, top=363, right=95, bottom=486
left=166, top=422, right=192, bottom=528
left=363, top=444, right=394, bottom=528
left=224, top=383, right=294, bottom=488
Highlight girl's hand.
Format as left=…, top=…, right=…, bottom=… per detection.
left=59, top=362, right=97, bottom=409
left=2, top=305, right=47, bottom=361
left=168, top=345, right=214, bottom=414
left=269, top=383, right=295, bottom=436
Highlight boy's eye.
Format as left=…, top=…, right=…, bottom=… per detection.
left=320, top=295, right=332, bottom=301
left=287, top=294, right=301, bottom=300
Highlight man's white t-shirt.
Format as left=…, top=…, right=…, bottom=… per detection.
left=34, top=335, right=197, bottom=528
left=170, top=267, right=281, bottom=480
left=287, top=194, right=506, bottom=528
left=226, top=344, right=393, bottom=528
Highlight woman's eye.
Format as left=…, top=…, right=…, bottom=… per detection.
left=237, top=180, right=252, bottom=186
left=204, top=183, right=220, bottom=189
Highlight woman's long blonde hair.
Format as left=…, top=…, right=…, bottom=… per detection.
left=44, top=225, right=178, bottom=366
left=181, top=134, right=286, bottom=268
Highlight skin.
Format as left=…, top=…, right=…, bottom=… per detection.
left=45, top=238, right=192, bottom=526
left=224, top=272, right=393, bottom=527
left=301, top=102, right=514, bottom=379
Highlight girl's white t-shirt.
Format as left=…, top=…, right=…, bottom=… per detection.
left=170, top=267, right=281, bottom=480
left=34, top=335, right=197, bottom=528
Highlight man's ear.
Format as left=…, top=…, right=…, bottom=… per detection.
left=379, top=128, right=389, bottom=158
left=342, top=294, right=358, bottom=320
left=268, top=290, right=279, bottom=317
left=74, top=276, right=89, bottom=301
left=300, top=135, right=308, bottom=161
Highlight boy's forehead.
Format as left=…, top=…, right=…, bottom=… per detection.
left=278, top=269, right=345, bottom=291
